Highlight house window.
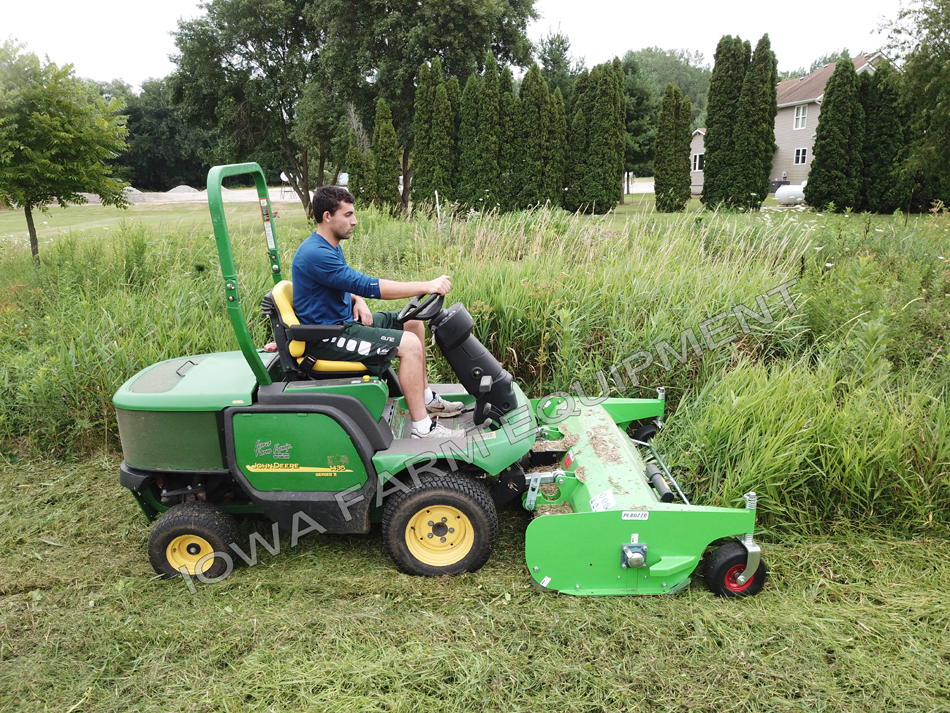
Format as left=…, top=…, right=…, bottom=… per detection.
left=794, top=105, right=807, bottom=129
left=794, top=148, right=808, bottom=165
left=692, top=153, right=704, bottom=171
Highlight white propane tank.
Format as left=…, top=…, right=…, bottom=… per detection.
left=775, top=181, right=807, bottom=206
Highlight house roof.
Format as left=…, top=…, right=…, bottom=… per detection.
left=776, top=55, right=871, bottom=107
left=692, top=128, right=706, bottom=135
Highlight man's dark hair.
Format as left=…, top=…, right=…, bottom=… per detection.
left=312, top=186, right=356, bottom=222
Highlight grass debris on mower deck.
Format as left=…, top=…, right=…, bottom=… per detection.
left=113, top=163, right=766, bottom=597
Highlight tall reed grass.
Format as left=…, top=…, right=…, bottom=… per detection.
left=0, top=204, right=946, bottom=531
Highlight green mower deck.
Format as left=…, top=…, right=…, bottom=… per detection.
left=524, top=398, right=758, bottom=595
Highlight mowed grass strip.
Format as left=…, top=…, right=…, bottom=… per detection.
left=1, top=458, right=949, bottom=713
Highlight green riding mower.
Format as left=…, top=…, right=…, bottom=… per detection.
left=113, top=163, right=766, bottom=597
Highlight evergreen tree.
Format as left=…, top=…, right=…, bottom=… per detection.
left=372, top=98, right=402, bottom=209
left=545, top=87, right=568, bottom=207
left=516, top=63, right=550, bottom=208
left=497, top=65, right=517, bottom=209
left=583, top=64, right=624, bottom=213
left=804, top=56, right=865, bottom=210
left=570, top=68, right=591, bottom=126
left=859, top=65, right=907, bottom=212
left=564, top=109, right=589, bottom=212
left=537, top=31, right=582, bottom=113
left=499, top=65, right=514, bottom=97
left=498, top=87, right=520, bottom=211
left=445, top=76, right=462, bottom=194
left=730, top=34, right=778, bottom=210
left=655, top=84, right=688, bottom=212
left=474, top=53, right=501, bottom=209
left=611, top=58, right=627, bottom=204
left=429, top=82, right=455, bottom=205
left=344, top=129, right=369, bottom=206
left=620, top=53, right=659, bottom=178
left=456, top=74, right=481, bottom=207
left=411, top=61, right=436, bottom=205
left=564, top=68, right=592, bottom=211
left=676, top=94, right=693, bottom=208
left=702, top=36, right=751, bottom=209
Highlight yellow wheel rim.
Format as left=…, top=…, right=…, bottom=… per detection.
left=405, top=504, right=474, bottom=567
left=166, top=535, right=214, bottom=575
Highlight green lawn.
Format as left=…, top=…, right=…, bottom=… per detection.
left=0, top=199, right=947, bottom=711
left=1, top=458, right=948, bottom=713
left=0, top=196, right=312, bottom=249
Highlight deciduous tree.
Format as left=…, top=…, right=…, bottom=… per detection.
left=172, top=0, right=322, bottom=216
left=0, top=42, right=128, bottom=261
left=116, top=78, right=215, bottom=191
left=886, top=0, right=950, bottom=208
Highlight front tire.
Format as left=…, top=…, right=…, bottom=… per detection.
left=704, top=541, right=767, bottom=597
left=147, top=502, right=240, bottom=579
left=382, top=473, right=498, bottom=576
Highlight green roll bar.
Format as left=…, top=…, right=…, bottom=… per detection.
left=206, top=163, right=286, bottom=387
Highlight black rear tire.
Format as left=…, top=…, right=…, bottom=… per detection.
left=704, top=541, right=767, bottom=597
left=382, top=473, right=498, bottom=576
left=148, top=502, right=240, bottom=580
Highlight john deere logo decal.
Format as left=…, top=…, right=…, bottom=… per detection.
left=246, top=463, right=353, bottom=476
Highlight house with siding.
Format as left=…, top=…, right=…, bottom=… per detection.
left=690, top=128, right=706, bottom=194
left=688, top=54, right=880, bottom=195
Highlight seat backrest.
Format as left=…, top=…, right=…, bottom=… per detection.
left=261, top=280, right=369, bottom=380
left=270, top=280, right=307, bottom=358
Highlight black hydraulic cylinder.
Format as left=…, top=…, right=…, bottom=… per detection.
left=646, top=464, right=675, bottom=503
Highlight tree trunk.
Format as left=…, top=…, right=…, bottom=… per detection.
left=318, top=149, right=326, bottom=191
left=401, top=149, right=411, bottom=214
left=620, top=171, right=626, bottom=204
left=297, top=148, right=312, bottom=220
left=24, top=205, right=40, bottom=264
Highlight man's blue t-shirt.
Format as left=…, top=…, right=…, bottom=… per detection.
left=291, top=233, right=381, bottom=325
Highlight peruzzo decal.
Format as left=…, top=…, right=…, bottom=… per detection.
left=622, top=511, right=649, bottom=521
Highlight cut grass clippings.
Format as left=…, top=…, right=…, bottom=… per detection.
left=1, top=458, right=949, bottom=712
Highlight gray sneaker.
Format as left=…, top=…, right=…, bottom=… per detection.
left=426, top=392, right=465, bottom=415
left=411, top=419, right=466, bottom=439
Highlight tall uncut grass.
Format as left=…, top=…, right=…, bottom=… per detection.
left=0, top=204, right=947, bottom=533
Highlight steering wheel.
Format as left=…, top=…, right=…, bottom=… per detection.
left=396, top=293, right=445, bottom=323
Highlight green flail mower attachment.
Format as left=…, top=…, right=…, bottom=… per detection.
left=525, top=394, right=765, bottom=597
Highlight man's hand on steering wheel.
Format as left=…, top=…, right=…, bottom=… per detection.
left=428, top=275, right=452, bottom=296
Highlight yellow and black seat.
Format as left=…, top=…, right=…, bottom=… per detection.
left=261, top=280, right=372, bottom=380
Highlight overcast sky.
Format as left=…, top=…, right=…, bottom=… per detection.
left=4, top=0, right=902, bottom=90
